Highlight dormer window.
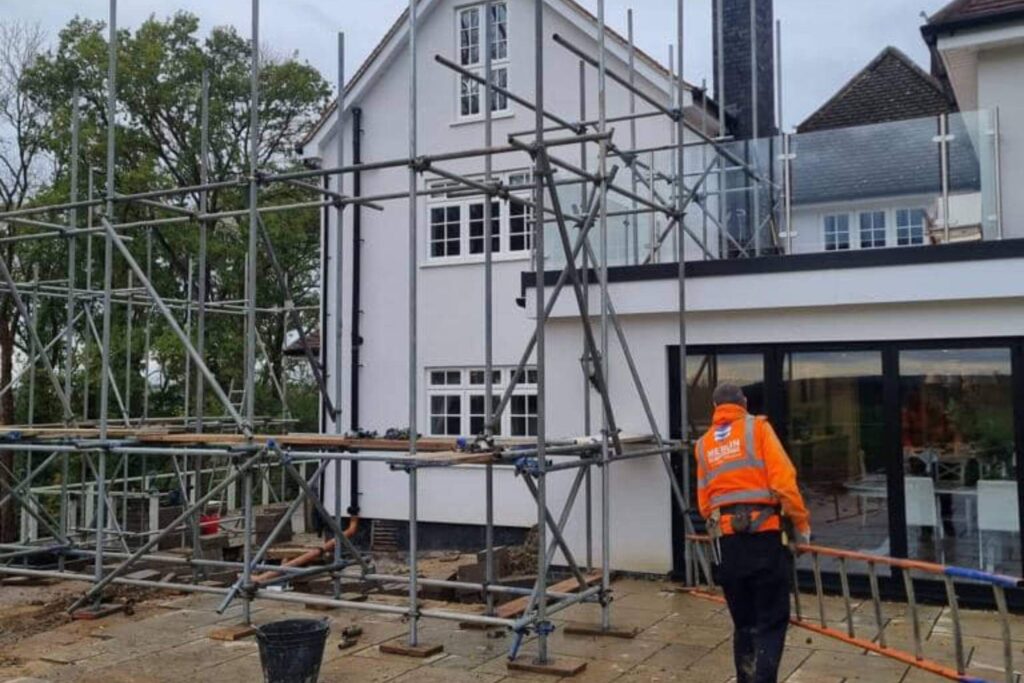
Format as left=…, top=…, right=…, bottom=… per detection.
left=457, top=2, right=510, bottom=119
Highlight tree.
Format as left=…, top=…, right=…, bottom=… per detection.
left=0, top=20, right=48, bottom=542
left=0, top=12, right=330, bottom=538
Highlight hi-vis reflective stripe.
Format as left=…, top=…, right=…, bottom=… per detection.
left=710, top=488, right=775, bottom=506
left=698, top=415, right=763, bottom=489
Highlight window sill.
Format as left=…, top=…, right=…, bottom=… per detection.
left=450, top=110, right=516, bottom=128
left=423, top=252, right=532, bottom=268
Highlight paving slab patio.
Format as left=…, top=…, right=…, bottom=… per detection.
left=2, top=578, right=1019, bottom=682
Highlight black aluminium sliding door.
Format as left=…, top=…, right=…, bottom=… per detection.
left=668, top=338, right=1024, bottom=608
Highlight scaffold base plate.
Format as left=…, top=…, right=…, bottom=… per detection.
left=507, top=656, right=588, bottom=677
left=564, top=622, right=640, bottom=639
left=71, top=603, right=126, bottom=621
left=209, top=624, right=257, bottom=641
left=379, top=640, right=444, bottom=658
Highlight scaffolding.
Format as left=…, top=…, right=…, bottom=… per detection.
left=0, top=0, right=781, bottom=667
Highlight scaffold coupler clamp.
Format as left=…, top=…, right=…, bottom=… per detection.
left=471, top=434, right=495, bottom=453
left=516, top=456, right=548, bottom=479
left=411, top=156, right=431, bottom=174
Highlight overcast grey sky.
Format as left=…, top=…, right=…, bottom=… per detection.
left=0, top=0, right=952, bottom=130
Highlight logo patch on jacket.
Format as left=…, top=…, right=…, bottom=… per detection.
left=706, top=439, right=742, bottom=466
left=714, top=425, right=731, bottom=442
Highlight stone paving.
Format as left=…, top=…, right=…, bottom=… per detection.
left=0, top=577, right=1022, bottom=682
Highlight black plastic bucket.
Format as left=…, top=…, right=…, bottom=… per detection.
left=255, top=618, right=330, bottom=683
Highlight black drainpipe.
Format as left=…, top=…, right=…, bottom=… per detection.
left=348, top=106, right=363, bottom=516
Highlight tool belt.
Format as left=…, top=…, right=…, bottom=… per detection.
left=711, top=503, right=781, bottom=537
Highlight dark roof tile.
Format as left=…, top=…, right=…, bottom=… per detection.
left=797, top=47, right=953, bottom=134
left=927, top=0, right=1024, bottom=28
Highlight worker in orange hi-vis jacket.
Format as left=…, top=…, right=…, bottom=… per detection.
left=694, top=383, right=811, bottom=683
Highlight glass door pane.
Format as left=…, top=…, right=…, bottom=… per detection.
left=783, top=351, right=887, bottom=570
left=900, top=348, right=1017, bottom=573
left=686, top=353, right=765, bottom=436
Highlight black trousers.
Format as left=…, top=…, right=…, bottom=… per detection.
left=718, top=531, right=792, bottom=683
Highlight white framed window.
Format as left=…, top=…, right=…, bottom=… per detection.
left=468, top=201, right=501, bottom=255
left=823, top=214, right=850, bottom=251
left=457, top=2, right=510, bottom=120
left=426, top=171, right=532, bottom=263
left=470, top=394, right=502, bottom=435
left=430, top=206, right=462, bottom=258
left=427, top=366, right=537, bottom=437
left=429, top=394, right=463, bottom=436
left=896, top=208, right=926, bottom=246
left=510, top=394, right=538, bottom=437
left=859, top=211, right=886, bottom=249
left=508, top=201, right=533, bottom=253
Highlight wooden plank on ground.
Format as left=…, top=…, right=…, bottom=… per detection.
left=495, top=572, right=601, bottom=619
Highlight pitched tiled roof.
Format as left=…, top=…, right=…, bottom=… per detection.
left=924, top=0, right=1024, bottom=34
left=797, top=47, right=953, bottom=134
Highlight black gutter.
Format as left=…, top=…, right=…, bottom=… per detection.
left=349, top=107, right=363, bottom=516
left=521, top=237, right=1024, bottom=294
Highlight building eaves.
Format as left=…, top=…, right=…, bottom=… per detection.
left=922, top=0, right=1024, bottom=37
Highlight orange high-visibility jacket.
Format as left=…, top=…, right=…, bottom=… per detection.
left=694, top=403, right=810, bottom=536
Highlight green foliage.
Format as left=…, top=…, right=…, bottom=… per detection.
left=12, top=11, right=331, bottom=431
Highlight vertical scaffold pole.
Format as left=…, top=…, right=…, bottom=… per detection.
left=482, top=0, right=496, bottom=617
left=61, top=88, right=80, bottom=567
left=242, top=0, right=261, bottom=626
left=534, top=0, right=549, bottom=663
left=578, top=59, right=593, bottom=573
left=84, top=168, right=94, bottom=421
left=596, top=0, right=611, bottom=632
left=676, top=0, right=689, bottom=584
left=333, top=30, right=345, bottom=602
left=142, top=228, right=152, bottom=421
left=95, top=0, right=119, bottom=608
left=195, top=69, right=209, bottom=436
left=407, top=0, right=421, bottom=649
left=27, top=265, right=38, bottom=426
left=192, top=68, right=210, bottom=581
left=627, top=9, right=638, bottom=265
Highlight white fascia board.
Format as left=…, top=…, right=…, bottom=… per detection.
left=936, top=20, right=1024, bottom=53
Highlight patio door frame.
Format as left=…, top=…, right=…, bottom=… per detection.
left=668, top=336, right=1024, bottom=609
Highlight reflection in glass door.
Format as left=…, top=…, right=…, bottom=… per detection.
left=686, top=353, right=765, bottom=436
left=900, top=348, right=1018, bottom=573
left=783, top=352, right=887, bottom=569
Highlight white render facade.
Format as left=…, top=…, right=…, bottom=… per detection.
left=305, top=0, right=1024, bottom=577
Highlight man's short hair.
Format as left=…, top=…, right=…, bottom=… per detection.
left=712, top=383, right=746, bottom=406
